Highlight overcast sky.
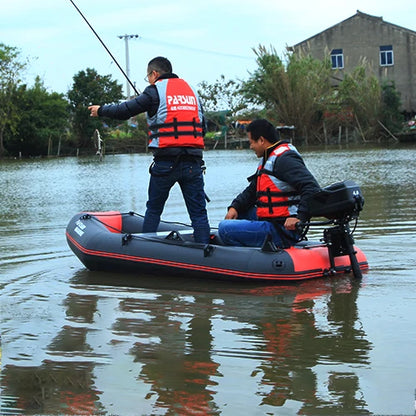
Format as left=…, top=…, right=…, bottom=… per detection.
left=1, top=0, right=415, bottom=96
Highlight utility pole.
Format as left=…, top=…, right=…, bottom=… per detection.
left=118, top=34, right=139, bottom=99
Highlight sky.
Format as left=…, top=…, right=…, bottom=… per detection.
left=1, top=0, right=416, bottom=97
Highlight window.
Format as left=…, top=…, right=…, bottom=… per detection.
left=380, top=45, right=394, bottom=66
left=331, top=49, right=344, bottom=69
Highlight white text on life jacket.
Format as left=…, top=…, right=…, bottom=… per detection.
left=167, top=95, right=196, bottom=106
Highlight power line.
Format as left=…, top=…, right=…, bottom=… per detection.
left=139, top=36, right=254, bottom=61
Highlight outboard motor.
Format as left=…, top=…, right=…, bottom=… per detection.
left=307, top=180, right=364, bottom=220
left=305, top=180, right=365, bottom=279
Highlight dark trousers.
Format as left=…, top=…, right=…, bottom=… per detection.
left=218, top=208, right=299, bottom=247
left=142, top=158, right=210, bottom=243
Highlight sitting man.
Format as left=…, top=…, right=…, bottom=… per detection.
left=218, top=118, right=321, bottom=247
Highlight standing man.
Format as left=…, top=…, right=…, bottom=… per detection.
left=218, top=119, right=321, bottom=247
left=89, top=56, right=210, bottom=243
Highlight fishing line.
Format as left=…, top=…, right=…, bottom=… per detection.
left=69, top=0, right=140, bottom=96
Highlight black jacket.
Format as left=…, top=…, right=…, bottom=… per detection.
left=229, top=142, right=321, bottom=222
left=98, top=73, right=206, bottom=159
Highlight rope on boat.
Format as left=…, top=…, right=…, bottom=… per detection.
left=79, top=211, right=210, bottom=249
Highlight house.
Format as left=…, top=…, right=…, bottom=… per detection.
left=288, top=11, right=416, bottom=113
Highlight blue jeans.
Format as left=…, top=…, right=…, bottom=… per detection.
left=142, top=158, right=210, bottom=243
left=218, top=209, right=299, bottom=247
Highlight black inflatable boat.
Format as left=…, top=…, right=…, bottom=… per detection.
left=66, top=181, right=368, bottom=282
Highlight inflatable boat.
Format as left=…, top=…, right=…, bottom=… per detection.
left=66, top=181, right=368, bottom=282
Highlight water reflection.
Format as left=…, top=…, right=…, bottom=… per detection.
left=2, top=272, right=372, bottom=415
left=128, top=294, right=221, bottom=415
left=2, top=145, right=416, bottom=414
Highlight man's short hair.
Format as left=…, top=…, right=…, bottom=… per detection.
left=247, top=119, right=278, bottom=143
left=148, top=56, right=172, bottom=74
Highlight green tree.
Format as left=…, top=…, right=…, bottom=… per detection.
left=198, top=75, right=245, bottom=114
left=240, top=45, right=284, bottom=122
left=67, top=68, right=123, bottom=148
left=241, top=45, right=333, bottom=143
left=0, top=43, right=27, bottom=157
left=380, top=80, right=403, bottom=135
left=198, top=75, right=255, bottom=141
left=337, top=64, right=382, bottom=140
left=6, top=77, right=69, bottom=156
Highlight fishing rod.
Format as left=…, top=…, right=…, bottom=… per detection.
left=69, top=0, right=140, bottom=96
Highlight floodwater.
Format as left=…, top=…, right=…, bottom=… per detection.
left=1, top=145, right=416, bottom=415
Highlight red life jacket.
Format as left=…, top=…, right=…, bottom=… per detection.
left=147, top=78, right=204, bottom=149
left=256, top=143, right=301, bottom=219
